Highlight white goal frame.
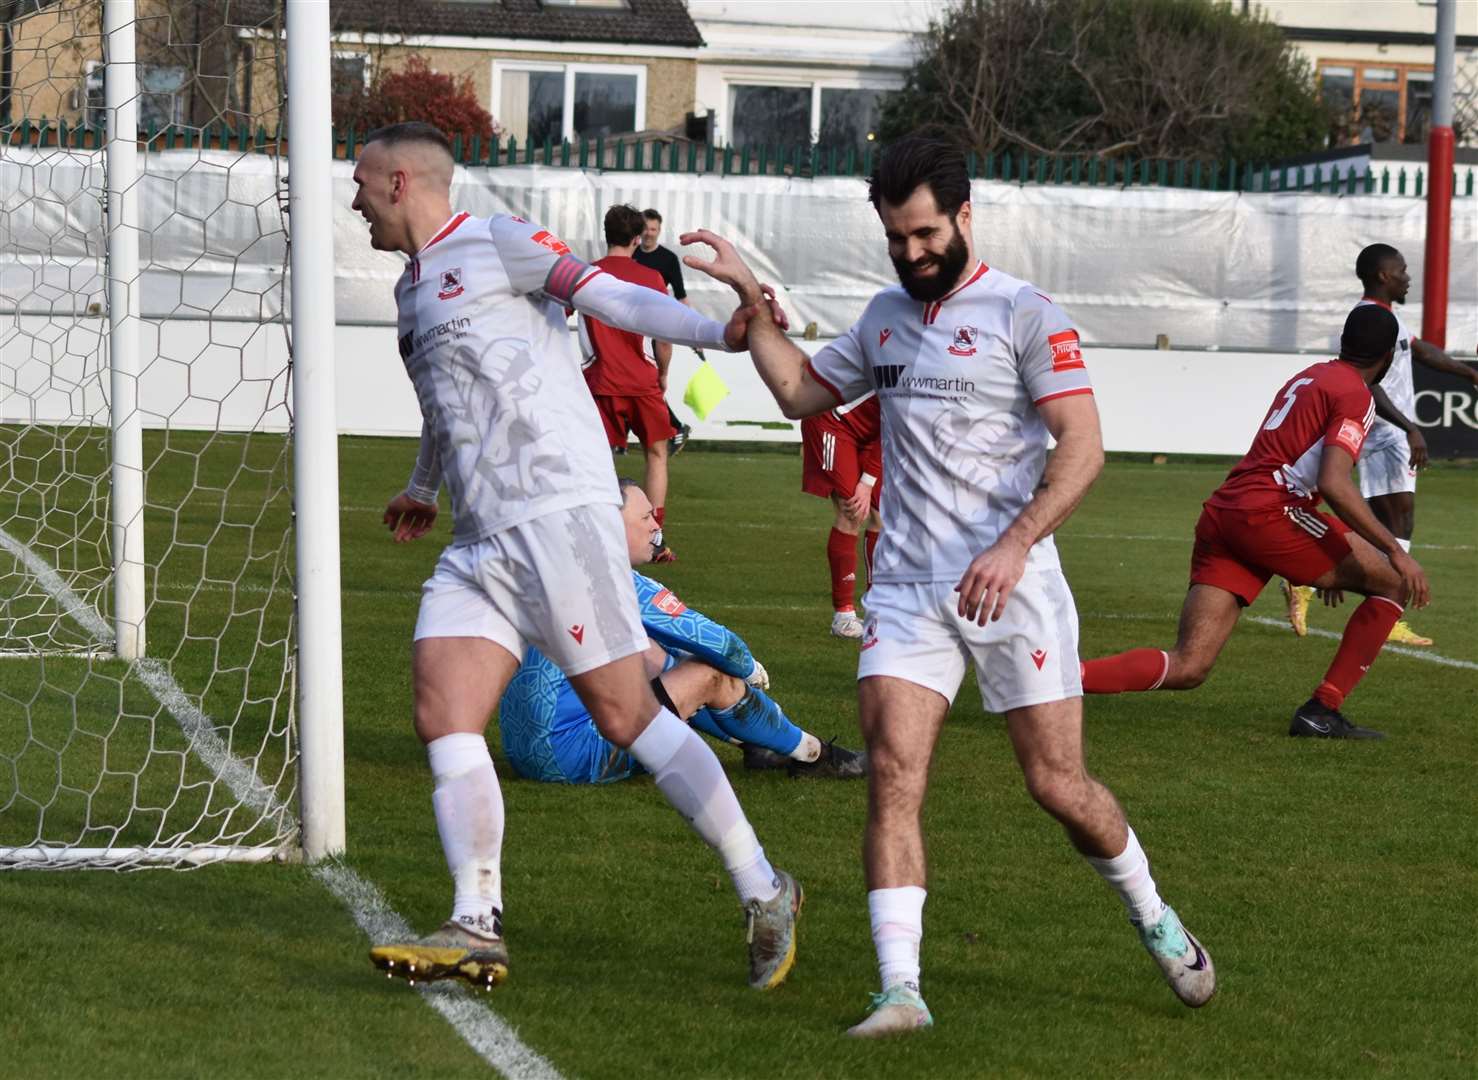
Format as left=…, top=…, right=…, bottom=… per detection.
left=0, top=0, right=345, bottom=866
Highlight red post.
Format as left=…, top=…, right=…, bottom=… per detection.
left=1421, top=125, right=1454, bottom=348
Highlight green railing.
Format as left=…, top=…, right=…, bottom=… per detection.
left=5, top=117, right=1474, bottom=198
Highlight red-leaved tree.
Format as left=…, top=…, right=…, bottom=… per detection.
left=334, top=56, right=501, bottom=142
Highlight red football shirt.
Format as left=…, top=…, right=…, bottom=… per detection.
left=1208, top=359, right=1375, bottom=512
left=582, top=256, right=669, bottom=396
left=815, top=392, right=881, bottom=444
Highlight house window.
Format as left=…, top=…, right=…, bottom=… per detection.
left=1318, top=60, right=1434, bottom=145
left=331, top=54, right=370, bottom=101
left=1405, top=71, right=1434, bottom=145
left=85, top=61, right=188, bottom=130
left=493, top=62, right=645, bottom=144
left=724, top=79, right=894, bottom=149
left=729, top=85, right=811, bottom=148
left=818, top=87, right=885, bottom=152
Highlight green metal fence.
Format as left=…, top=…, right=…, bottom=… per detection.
left=4, top=118, right=1474, bottom=197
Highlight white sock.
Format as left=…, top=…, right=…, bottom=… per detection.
left=791, top=732, right=822, bottom=763
left=1085, top=827, right=1166, bottom=926
left=628, top=707, right=779, bottom=903
left=1396, top=537, right=1411, bottom=553
left=427, top=732, right=505, bottom=926
left=868, top=886, right=926, bottom=993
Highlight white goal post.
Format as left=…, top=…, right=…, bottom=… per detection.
left=0, top=0, right=344, bottom=867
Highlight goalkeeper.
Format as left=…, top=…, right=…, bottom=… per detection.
left=498, top=479, right=866, bottom=783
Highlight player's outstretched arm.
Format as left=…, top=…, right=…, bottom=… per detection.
left=1371, top=385, right=1428, bottom=470
left=571, top=271, right=730, bottom=352
left=1413, top=339, right=1478, bottom=385
left=680, top=228, right=836, bottom=419
left=1317, top=445, right=1430, bottom=607
left=955, top=393, right=1104, bottom=625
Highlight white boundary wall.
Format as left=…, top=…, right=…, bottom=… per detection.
left=4, top=152, right=1475, bottom=455
left=10, top=314, right=1476, bottom=455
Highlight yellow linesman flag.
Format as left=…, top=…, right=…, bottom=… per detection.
left=682, top=359, right=731, bottom=420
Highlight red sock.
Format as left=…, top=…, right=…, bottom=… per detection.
left=827, top=528, right=858, bottom=612
left=1081, top=649, right=1170, bottom=694
left=1314, top=596, right=1402, bottom=710
left=864, top=530, right=879, bottom=588
left=653, top=506, right=665, bottom=527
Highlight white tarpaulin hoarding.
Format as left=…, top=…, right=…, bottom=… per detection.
left=3, top=149, right=1475, bottom=454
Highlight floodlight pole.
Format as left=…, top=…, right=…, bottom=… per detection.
left=286, top=0, right=346, bottom=861
left=104, top=0, right=145, bottom=660
left=1421, top=0, right=1456, bottom=348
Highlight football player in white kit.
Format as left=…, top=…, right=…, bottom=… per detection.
left=683, top=136, right=1214, bottom=1035
left=350, top=123, right=801, bottom=992
left=1282, top=243, right=1478, bottom=646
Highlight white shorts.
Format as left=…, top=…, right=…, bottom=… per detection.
left=857, top=571, right=1082, bottom=714
left=1358, top=438, right=1417, bottom=499
left=414, top=504, right=647, bottom=677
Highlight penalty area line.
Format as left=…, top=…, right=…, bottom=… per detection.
left=0, top=525, right=564, bottom=1080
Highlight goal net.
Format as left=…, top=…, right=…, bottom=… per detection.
left=0, top=0, right=341, bottom=867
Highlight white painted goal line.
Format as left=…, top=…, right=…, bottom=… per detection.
left=0, top=525, right=564, bottom=1080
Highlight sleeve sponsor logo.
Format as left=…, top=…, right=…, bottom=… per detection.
left=1334, top=418, right=1366, bottom=455
left=651, top=588, right=687, bottom=616
left=1048, top=329, right=1085, bottom=372
left=947, top=325, right=977, bottom=357
left=437, top=267, right=464, bottom=301
left=530, top=229, right=571, bottom=256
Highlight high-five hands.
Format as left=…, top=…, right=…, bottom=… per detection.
left=681, top=229, right=790, bottom=350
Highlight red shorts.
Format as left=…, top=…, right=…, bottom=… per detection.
left=1189, top=502, right=1353, bottom=606
left=801, top=415, right=882, bottom=505
left=592, top=394, right=676, bottom=448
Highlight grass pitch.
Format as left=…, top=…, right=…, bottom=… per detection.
left=1, top=442, right=1474, bottom=1079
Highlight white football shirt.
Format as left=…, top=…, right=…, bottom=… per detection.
left=807, top=263, right=1094, bottom=583
left=395, top=212, right=618, bottom=544
left=1354, top=297, right=1415, bottom=450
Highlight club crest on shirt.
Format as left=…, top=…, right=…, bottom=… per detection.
left=947, top=326, right=978, bottom=357
left=438, top=267, right=464, bottom=301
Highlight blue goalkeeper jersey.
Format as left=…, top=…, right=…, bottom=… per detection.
left=497, top=572, right=757, bottom=783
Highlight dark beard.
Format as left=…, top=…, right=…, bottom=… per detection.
left=891, top=221, right=970, bottom=302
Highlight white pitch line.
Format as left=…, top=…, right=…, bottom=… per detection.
left=311, top=864, right=564, bottom=1080
left=0, top=525, right=564, bottom=1080
left=1245, top=614, right=1478, bottom=671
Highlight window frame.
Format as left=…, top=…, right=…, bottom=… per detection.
left=491, top=59, right=647, bottom=144
left=715, top=70, right=899, bottom=148
left=83, top=59, right=190, bottom=130
left=1317, top=59, right=1434, bottom=144
left=330, top=49, right=374, bottom=95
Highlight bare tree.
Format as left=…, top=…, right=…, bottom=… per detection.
left=884, top=0, right=1328, bottom=162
